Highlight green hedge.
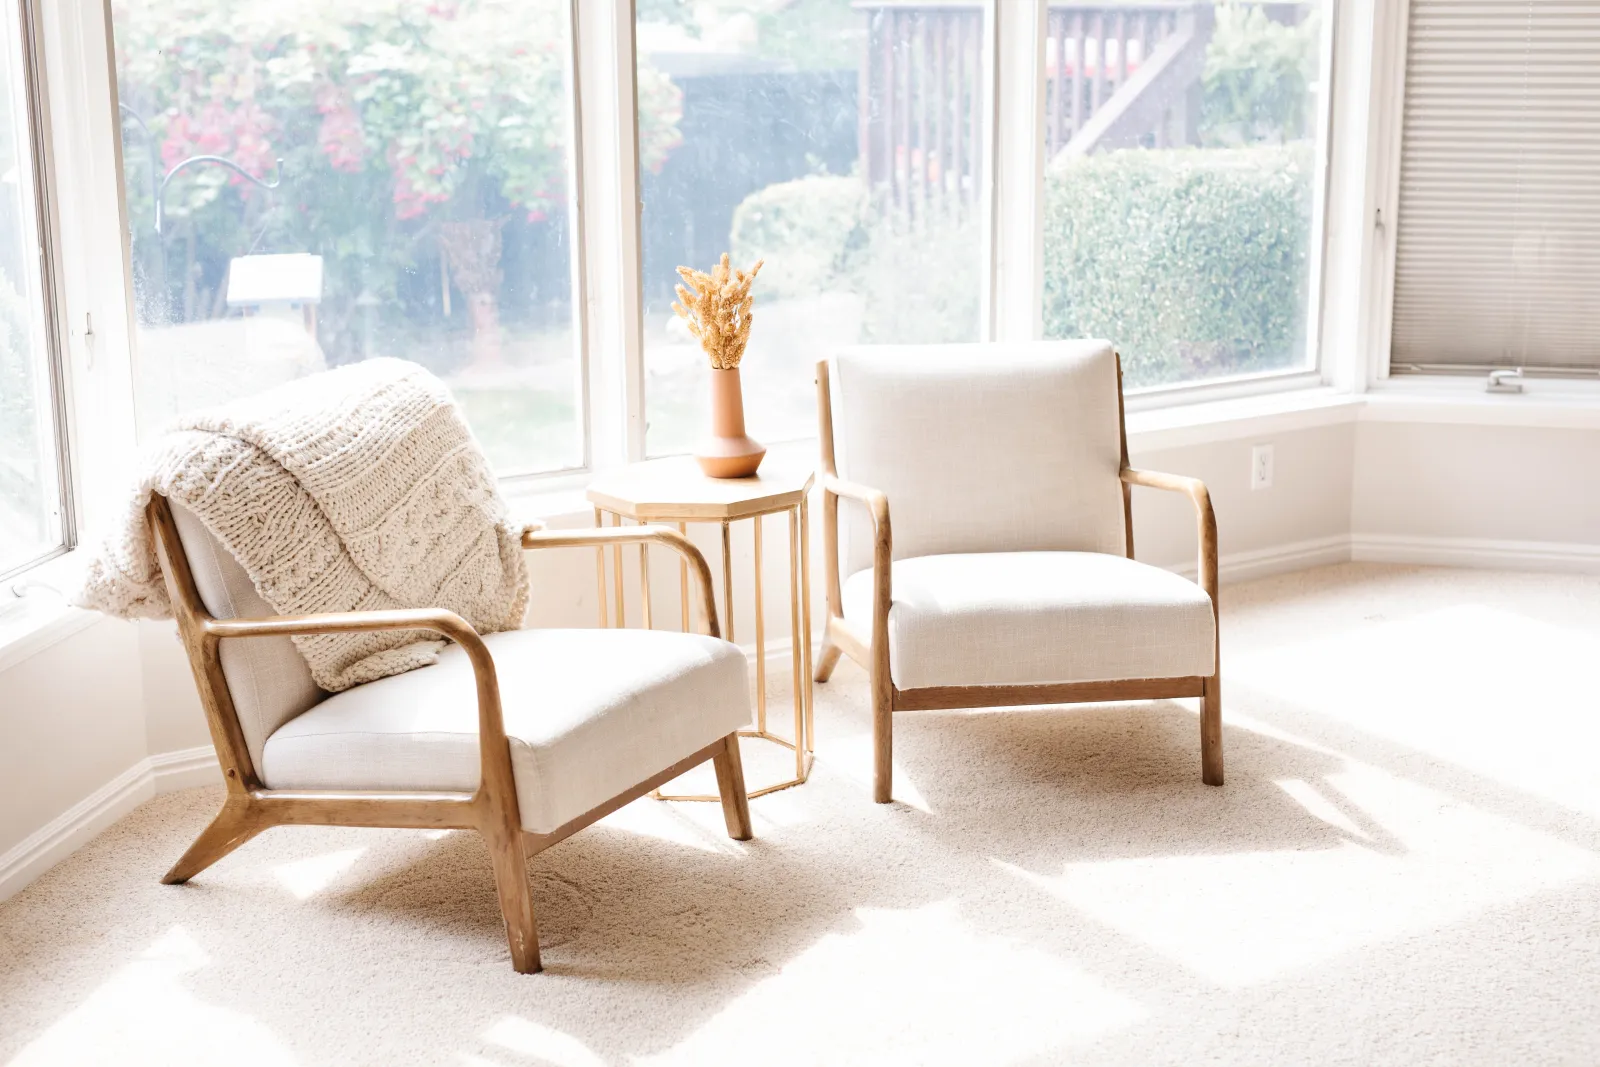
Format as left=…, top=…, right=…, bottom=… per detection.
left=729, top=174, right=864, bottom=301
left=1042, top=144, right=1313, bottom=387
left=730, top=174, right=980, bottom=342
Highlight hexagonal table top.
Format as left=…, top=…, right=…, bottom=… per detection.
left=585, top=456, right=815, bottom=522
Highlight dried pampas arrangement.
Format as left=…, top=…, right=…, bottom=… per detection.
left=672, top=253, right=764, bottom=369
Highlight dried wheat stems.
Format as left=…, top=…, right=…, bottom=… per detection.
left=672, top=253, right=764, bottom=370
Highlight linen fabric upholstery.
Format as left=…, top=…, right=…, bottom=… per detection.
left=260, top=628, right=750, bottom=834
left=826, top=341, right=1126, bottom=576
left=170, top=501, right=327, bottom=774
left=842, top=552, right=1216, bottom=689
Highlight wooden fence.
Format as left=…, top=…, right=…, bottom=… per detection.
left=854, top=1, right=1310, bottom=212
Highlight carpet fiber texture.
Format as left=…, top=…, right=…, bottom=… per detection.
left=2, top=563, right=1598, bottom=1066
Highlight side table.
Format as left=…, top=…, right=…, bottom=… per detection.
left=586, top=457, right=816, bottom=798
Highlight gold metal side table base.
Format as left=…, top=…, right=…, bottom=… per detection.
left=654, top=731, right=815, bottom=802
left=587, top=458, right=817, bottom=804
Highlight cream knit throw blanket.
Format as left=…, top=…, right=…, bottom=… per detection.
left=75, top=358, right=529, bottom=691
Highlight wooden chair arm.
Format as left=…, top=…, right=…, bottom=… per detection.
left=818, top=475, right=894, bottom=662
left=1120, top=466, right=1219, bottom=603
left=820, top=474, right=891, bottom=533
left=521, top=525, right=722, bottom=640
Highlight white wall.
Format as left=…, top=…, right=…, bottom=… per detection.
left=0, top=618, right=146, bottom=860
left=1354, top=422, right=1600, bottom=545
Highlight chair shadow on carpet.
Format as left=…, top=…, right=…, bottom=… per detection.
left=887, top=699, right=1408, bottom=869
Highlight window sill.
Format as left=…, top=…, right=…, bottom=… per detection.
left=0, top=552, right=99, bottom=675
left=1363, top=379, right=1600, bottom=430
left=1124, top=387, right=1363, bottom=452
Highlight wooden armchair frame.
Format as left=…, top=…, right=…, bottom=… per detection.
left=148, top=494, right=752, bottom=974
left=813, top=356, right=1221, bottom=803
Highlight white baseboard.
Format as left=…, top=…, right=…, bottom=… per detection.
left=0, top=761, right=153, bottom=903
left=1351, top=534, right=1600, bottom=574
left=149, top=745, right=222, bottom=791
left=1166, top=534, right=1352, bottom=584
left=0, top=745, right=219, bottom=904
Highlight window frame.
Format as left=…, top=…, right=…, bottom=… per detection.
left=0, top=0, right=75, bottom=585
left=21, top=0, right=1366, bottom=570
left=1363, top=0, right=1600, bottom=395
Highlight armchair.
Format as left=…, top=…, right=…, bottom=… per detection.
left=149, top=494, right=752, bottom=974
left=814, top=341, right=1221, bottom=803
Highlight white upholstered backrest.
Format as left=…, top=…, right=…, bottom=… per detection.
left=169, top=501, right=326, bottom=775
left=827, top=341, right=1127, bottom=576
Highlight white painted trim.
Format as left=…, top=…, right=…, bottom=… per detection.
left=0, top=600, right=101, bottom=674
left=1359, top=391, right=1600, bottom=431
left=1166, top=534, right=1352, bottom=585
left=0, top=744, right=218, bottom=903
left=149, top=744, right=221, bottom=791
left=1351, top=535, right=1600, bottom=574
left=1126, top=388, right=1362, bottom=453
left=0, top=758, right=149, bottom=902
left=990, top=0, right=1045, bottom=342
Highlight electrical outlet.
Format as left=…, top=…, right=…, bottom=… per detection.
left=1251, top=443, right=1274, bottom=490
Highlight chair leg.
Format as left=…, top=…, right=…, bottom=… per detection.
left=872, top=667, right=893, bottom=804
left=814, top=634, right=843, bottom=683
left=1201, top=674, right=1224, bottom=786
left=482, top=820, right=542, bottom=974
left=712, top=732, right=754, bottom=841
left=161, top=794, right=263, bottom=885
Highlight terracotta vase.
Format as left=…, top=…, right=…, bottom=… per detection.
left=695, top=367, right=765, bottom=478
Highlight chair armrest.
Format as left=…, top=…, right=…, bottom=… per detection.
left=204, top=607, right=513, bottom=803
left=1120, top=467, right=1219, bottom=604
left=821, top=474, right=891, bottom=534
left=521, top=525, right=722, bottom=640
left=818, top=475, right=893, bottom=656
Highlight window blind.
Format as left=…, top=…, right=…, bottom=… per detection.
left=1391, top=0, right=1600, bottom=374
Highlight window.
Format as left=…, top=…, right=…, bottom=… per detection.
left=109, top=0, right=584, bottom=476
left=635, top=0, right=990, bottom=456
left=1390, top=0, right=1600, bottom=377
left=0, top=1, right=69, bottom=581
left=1040, top=0, right=1328, bottom=391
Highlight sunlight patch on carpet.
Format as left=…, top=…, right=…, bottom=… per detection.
left=273, top=848, right=366, bottom=899
left=998, top=761, right=1600, bottom=987
left=1232, top=604, right=1600, bottom=819
left=481, top=1016, right=607, bottom=1067
left=6, top=927, right=299, bottom=1066
left=636, top=900, right=1142, bottom=1066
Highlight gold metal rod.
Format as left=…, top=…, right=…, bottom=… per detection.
left=611, top=512, right=625, bottom=629
left=721, top=520, right=734, bottom=645
left=788, top=505, right=805, bottom=777
left=679, top=521, right=690, bottom=632
left=593, top=507, right=608, bottom=628
left=799, top=495, right=815, bottom=754
left=638, top=519, right=652, bottom=630
left=754, top=514, right=767, bottom=734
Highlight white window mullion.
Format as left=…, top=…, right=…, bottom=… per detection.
left=39, top=0, right=138, bottom=536
left=575, top=0, right=645, bottom=470
left=989, top=0, right=1046, bottom=343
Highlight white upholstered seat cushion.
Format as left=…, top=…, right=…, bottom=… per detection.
left=260, top=628, right=749, bottom=833
left=842, top=552, right=1215, bottom=690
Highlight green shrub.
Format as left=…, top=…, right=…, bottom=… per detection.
left=731, top=175, right=980, bottom=342
left=729, top=174, right=865, bottom=300
left=855, top=207, right=982, bottom=344
left=1042, top=144, right=1313, bottom=387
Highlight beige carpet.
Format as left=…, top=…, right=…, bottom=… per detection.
left=3, top=563, right=1599, bottom=1066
